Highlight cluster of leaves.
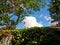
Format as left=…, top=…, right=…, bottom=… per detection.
left=0, top=27, right=60, bottom=45
left=49, top=0, right=60, bottom=21
left=0, top=0, right=46, bottom=28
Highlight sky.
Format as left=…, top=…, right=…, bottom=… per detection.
left=16, top=0, right=51, bottom=28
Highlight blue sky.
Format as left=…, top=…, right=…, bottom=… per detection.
left=16, top=0, right=51, bottom=28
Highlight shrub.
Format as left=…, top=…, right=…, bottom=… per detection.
left=0, top=27, right=60, bottom=45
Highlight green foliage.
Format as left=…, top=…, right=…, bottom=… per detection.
left=0, top=0, right=46, bottom=28
left=49, top=0, right=60, bottom=21
left=0, top=27, right=60, bottom=45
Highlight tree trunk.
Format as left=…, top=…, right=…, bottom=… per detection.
left=0, top=33, right=12, bottom=45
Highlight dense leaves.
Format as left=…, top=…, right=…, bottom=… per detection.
left=0, top=27, right=60, bottom=45
left=0, top=0, right=46, bottom=28
left=49, top=0, right=60, bottom=21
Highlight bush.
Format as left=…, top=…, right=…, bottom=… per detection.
left=0, top=27, right=60, bottom=45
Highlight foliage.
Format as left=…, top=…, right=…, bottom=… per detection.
left=0, top=27, right=60, bottom=45
left=0, top=0, right=46, bottom=28
left=49, top=0, right=60, bottom=21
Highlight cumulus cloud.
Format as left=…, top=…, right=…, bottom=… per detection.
left=23, top=16, right=43, bottom=28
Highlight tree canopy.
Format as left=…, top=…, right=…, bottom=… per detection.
left=0, top=0, right=46, bottom=29
left=49, top=0, right=60, bottom=21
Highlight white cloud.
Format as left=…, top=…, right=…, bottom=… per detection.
left=39, top=14, right=54, bottom=21
left=44, top=16, right=54, bottom=21
left=40, top=14, right=43, bottom=17
left=23, top=16, right=43, bottom=28
left=44, top=16, right=51, bottom=21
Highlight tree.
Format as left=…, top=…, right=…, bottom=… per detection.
left=49, top=0, right=60, bottom=21
left=0, top=0, right=46, bottom=29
